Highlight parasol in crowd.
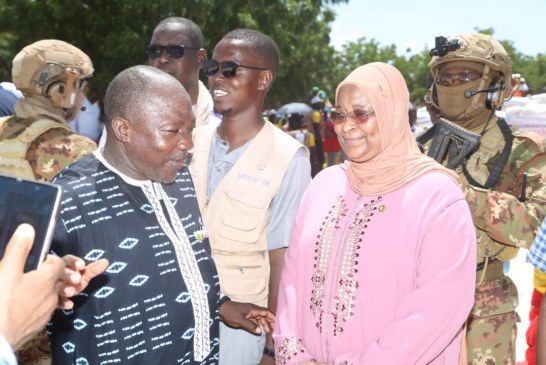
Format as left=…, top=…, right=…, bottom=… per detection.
left=277, top=102, right=313, bottom=115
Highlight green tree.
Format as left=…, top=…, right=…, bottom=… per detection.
left=0, top=0, right=347, bottom=107
left=330, top=37, right=432, bottom=106
left=475, top=27, right=546, bottom=95
left=1, top=3, right=544, bottom=108
left=330, top=27, right=546, bottom=110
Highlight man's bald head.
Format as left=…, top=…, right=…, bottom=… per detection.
left=104, top=65, right=190, bottom=125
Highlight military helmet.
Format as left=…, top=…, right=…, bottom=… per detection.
left=12, top=39, right=93, bottom=102
left=428, top=33, right=512, bottom=93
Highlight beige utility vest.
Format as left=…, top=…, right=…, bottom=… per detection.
left=0, top=116, right=70, bottom=180
left=190, top=122, right=302, bottom=306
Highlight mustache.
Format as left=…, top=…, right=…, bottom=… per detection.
left=171, top=151, right=188, bottom=161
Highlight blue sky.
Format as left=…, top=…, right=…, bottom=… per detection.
left=329, top=0, right=546, bottom=56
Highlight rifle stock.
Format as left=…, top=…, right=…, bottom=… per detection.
left=427, top=118, right=481, bottom=169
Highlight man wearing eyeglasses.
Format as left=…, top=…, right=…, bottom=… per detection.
left=189, top=29, right=311, bottom=365
left=147, top=17, right=220, bottom=128
left=418, top=32, right=546, bottom=365
left=97, top=17, right=219, bottom=148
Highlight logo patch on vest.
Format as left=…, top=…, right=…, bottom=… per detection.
left=237, top=172, right=271, bottom=187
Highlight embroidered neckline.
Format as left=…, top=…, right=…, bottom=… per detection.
left=141, top=182, right=211, bottom=361
left=310, top=196, right=346, bottom=333
left=276, top=337, right=306, bottom=365
left=310, top=195, right=383, bottom=336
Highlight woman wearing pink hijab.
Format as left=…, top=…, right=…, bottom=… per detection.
left=273, top=62, right=476, bottom=364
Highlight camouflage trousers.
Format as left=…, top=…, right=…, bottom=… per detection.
left=466, top=275, right=518, bottom=365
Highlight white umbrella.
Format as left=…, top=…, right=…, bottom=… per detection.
left=277, top=102, right=313, bottom=115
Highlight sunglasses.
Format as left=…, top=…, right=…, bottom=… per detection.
left=145, top=44, right=200, bottom=59
left=329, top=109, right=375, bottom=125
left=203, top=60, right=267, bottom=79
left=435, top=70, right=482, bottom=87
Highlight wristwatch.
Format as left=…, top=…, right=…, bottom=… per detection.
left=263, top=346, right=275, bottom=358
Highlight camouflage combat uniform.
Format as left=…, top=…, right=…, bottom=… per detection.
left=425, top=119, right=546, bottom=364
left=0, top=97, right=96, bottom=365
left=0, top=97, right=96, bottom=181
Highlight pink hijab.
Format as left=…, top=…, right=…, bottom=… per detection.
left=336, top=62, right=458, bottom=195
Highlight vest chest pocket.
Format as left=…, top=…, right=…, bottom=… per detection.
left=219, top=263, right=268, bottom=297
left=462, top=150, right=497, bottom=186
left=467, top=150, right=493, bottom=168
left=218, top=185, right=271, bottom=244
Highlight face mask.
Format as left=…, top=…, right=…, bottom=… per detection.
left=435, top=78, right=482, bottom=120
left=435, top=78, right=495, bottom=132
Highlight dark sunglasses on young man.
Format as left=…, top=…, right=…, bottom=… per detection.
left=203, top=60, right=267, bottom=79
left=145, top=44, right=200, bottom=59
left=329, top=109, right=375, bottom=125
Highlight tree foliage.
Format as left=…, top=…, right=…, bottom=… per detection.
left=0, top=1, right=544, bottom=109
left=0, top=0, right=346, bottom=108
left=476, top=27, right=546, bottom=96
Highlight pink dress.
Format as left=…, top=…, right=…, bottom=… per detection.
left=274, top=165, right=476, bottom=365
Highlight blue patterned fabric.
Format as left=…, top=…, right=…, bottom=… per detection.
left=49, top=154, right=220, bottom=364
left=528, top=218, right=546, bottom=273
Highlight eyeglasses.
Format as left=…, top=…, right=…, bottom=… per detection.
left=145, top=44, right=200, bottom=59
left=329, top=109, right=375, bottom=125
left=203, top=60, right=267, bottom=79
left=436, top=69, right=482, bottom=87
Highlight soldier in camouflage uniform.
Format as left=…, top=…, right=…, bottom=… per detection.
left=418, top=33, right=546, bottom=364
left=0, top=39, right=96, bottom=182
left=0, top=40, right=97, bottom=364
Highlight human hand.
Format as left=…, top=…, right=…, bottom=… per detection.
left=258, top=354, right=275, bottom=365
left=245, top=306, right=275, bottom=334
left=0, top=224, right=65, bottom=350
left=219, top=301, right=275, bottom=335
left=58, top=255, right=109, bottom=310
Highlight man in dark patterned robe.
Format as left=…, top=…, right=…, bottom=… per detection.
left=48, top=65, right=274, bottom=365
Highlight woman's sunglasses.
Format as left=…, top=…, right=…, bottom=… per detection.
left=329, top=109, right=375, bottom=125
left=203, top=60, right=267, bottom=79
left=145, top=44, right=200, bottom=59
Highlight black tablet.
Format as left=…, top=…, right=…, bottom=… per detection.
left=0, top=174, right=63, bottom=272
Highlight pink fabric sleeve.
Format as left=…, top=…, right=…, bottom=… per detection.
left=337, top=199, right=476, bottom=365
left=273, top=201, right=315, bottom=364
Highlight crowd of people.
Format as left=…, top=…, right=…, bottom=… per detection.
left=0, top=17, right=545, bottom=365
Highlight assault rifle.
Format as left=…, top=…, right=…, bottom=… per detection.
left=426, top=118, right=481, bottom=170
